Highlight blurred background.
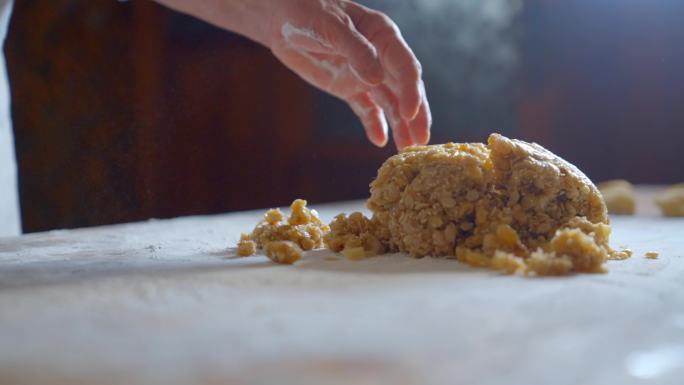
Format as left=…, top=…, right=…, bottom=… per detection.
left=6, top=0, right=684, bottom=233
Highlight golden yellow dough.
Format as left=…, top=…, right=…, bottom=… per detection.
left=237, top=199, right=330, bottom=262
left=655, top=183, right=684, bottom=217
left=645, top=251, right=659, bottom=259
left=264, top=241, right=303, bottom=265
left=236, top=233, right=257, bottom=256
left=326, top=133, right=624, bottom=275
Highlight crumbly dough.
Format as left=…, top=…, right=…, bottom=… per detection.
left=236, top=233, right=257, bottom=256
left=239, top=134, right=629, bottom=275
left=611, top=248, right=633, bottom=260
left=645, top=251, right=659, bottom=259
left=655, top=183, right=684, bottom=217
left=597, top=179, right=635, bottom=215
left=323, top=212, right=388, bottom=258
left=326, top=133, right=626, bottom=275
left=264, top=241, right=303, bottom=264
left=237, top=199, right=330, bottom=260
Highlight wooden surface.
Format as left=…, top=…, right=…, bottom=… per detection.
left=1, top=188, right=683, bottom=385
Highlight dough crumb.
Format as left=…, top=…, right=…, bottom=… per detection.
left=609, top=248, right=633, bottom=260
left=645, top=251, right=659, bottom=259
left=323, top=212, right=389, bottom=257
left=597, top=179, right=635, bottom=215
left=655, top=183, right=684, bottom=217
left=490, top=251, right=526, bottom=274
left=264, top=208, right=284, bottom=225
left=236, top=233, right=256, bottom=257
left=264, top=241, right=302, bottom=264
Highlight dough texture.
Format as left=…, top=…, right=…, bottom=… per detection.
left=240, top=134, right=628, bottom=274
left=236, top=199, right=330, bottom=262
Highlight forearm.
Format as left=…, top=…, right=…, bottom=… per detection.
left=153, top=0, right=274, bottom=46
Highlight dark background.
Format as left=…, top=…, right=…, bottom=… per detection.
left=6, top=0, right=684, bottom=233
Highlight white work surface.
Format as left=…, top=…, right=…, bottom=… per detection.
left=1, top=189, right=683, bottom=385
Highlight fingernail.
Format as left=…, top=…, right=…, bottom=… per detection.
left=404, top=81, right=425, bottom=120
left=402, top=105, right=420, bottom=121
left=412, top=130, right=430, bottom=145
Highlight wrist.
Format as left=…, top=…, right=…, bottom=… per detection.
left=155, top=0, right=276, bottom=47
left=219, top=0, right=276, bottom=46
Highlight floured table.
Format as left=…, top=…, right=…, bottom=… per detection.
left=1, top=188, right=683, bottom=385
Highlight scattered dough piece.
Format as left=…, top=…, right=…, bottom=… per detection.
left=236, top=233, right=256, bottom=256
left=645, top=251, right=659, bottom=259
left=597, top=179, right=635, bottom=215
left=264, top=241, right=302, bottom=264
left=490, top=251, right=526, bottom=274
left=264, top=208, right=284, bottom=225
left=250, top=199, right=329, bottom=251
left=323, top=212, right=388, bottom=257
left=236, top=199, right=330, bottom=262
left=655, top=183, right=684, bottom=217
left=611, top=248, right=633, bottom=260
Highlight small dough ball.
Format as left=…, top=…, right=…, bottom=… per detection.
left=237, top=234, right=256, bottom=256
left=655, top=183, right=684, bottom=217
left=597, top=179, right=635, bottom=215
left=264, top=241, right=303, bottom=264
left=246, top=199, right=330, bottom=252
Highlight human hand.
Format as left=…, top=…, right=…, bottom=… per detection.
left=265, top=0, right=431, bottom=149
left=155, top=0, right=431, bottom=149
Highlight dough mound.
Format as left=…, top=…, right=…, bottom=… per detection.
left=328, top=133, right=623, bottom=274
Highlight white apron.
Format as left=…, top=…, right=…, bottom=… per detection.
left=0, top=0, right=19, bottom=237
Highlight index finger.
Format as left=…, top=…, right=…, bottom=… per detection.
left=345, top=3, right=423, bottom=121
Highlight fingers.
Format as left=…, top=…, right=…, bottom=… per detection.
left=380, top=37, right=422, bottom=120
left=408, top=81, right=431, bottom=144
left=316, top=13, right=383, bottom=86
left=348, top=93, right=388, bottom=147
left=272, top=4, right=430, bottom=150
left=345, top=3, right=423, bottom=120
left=370, top=85, right=413, bottom=150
